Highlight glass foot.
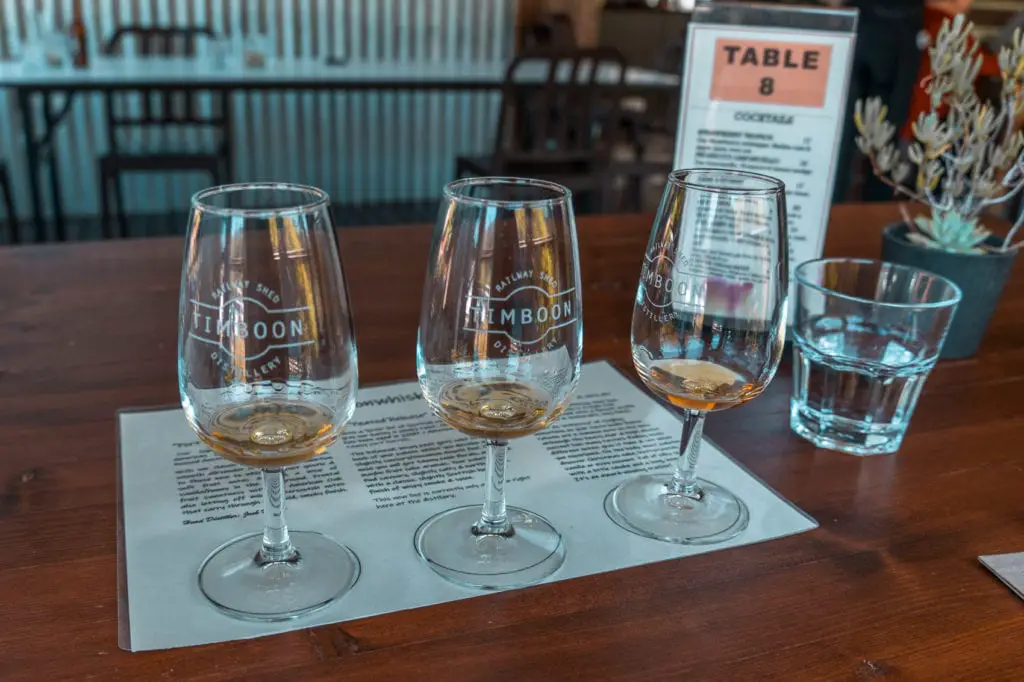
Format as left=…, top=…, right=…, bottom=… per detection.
left=414, top=505, right=565, bottom=590
left=604, top=475, right=749, bottom=545
left=198, top=530, right=360, bottom=621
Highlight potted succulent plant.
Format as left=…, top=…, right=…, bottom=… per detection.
left=854, top=15, right=1024, bottom=358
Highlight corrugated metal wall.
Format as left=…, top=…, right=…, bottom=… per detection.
left=0, top=0, right=515, bottom=222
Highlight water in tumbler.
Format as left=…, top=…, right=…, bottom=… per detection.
left=791, top=315, right=934, bottom=455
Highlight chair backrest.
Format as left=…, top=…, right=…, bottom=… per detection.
left=653, top=34, right=686, bottom=133
left=655, top=35, right=687, bottom=76
left=492, top=47, right=628, bottom=169
left=103, top=25, right=215, bottom=57
left=101, top=26, right=227, bottom=154
left=520, top=13, right=577, bottom=51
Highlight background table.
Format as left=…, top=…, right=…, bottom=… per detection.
left=0, top=0, right=520, bottom=237
left=0, top=56, right=680, bottom=88
left=0, top=204, right=1022, bottom=679
left=1, top=56, right=677, bottom=241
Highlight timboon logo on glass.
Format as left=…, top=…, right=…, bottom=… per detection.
left=638, top=251, right=691, bottom=323
left=188, top=280, right=313, bottom=379
left=463, top=270, right=577, bottom=352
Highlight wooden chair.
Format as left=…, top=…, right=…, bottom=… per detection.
left=103, top=25, right=216, bottom=57
left=0, top=162, right=17, bottom=244
left=99, top=26, right=231, bottom=238
left=455, top=48, right=629, bottom=212
left=623, top=33, right=685, bottom=150
left=614, top=33, right=686, bottom=208
left=519, top=13, right=577, bottom=51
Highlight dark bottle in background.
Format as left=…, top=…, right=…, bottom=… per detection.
left=68, top=1, right=88, bottom=68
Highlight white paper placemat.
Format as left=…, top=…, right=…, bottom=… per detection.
left=118, top=360, right=817, bottom=650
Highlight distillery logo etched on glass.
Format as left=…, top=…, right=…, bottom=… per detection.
left=189, top=279, right=313, bottom=379
left=464, top=270, right=577, bottom=352
left=638, top=250, right=692, bottom=323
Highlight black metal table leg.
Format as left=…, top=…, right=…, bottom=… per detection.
left=16, top=87, right=76, bottom=242
left=41, top=90, right=75, bottom=242
left=44, top=99, right=66, bottom=243
left=16, top=88, right=46, bottom=242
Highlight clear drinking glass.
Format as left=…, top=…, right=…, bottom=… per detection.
left=178, top=183, right=360, bottom=620
left=791, top=258, right=961, bottom=455
left=606, top=169, right=789, bottom=545
left=415, top=177, right=583, bottom=590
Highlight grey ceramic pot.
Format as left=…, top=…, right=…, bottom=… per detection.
left=881, top=223, right=1017, bottom=359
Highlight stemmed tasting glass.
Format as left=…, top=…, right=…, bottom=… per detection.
left=179, top=183, right=360, bottom=620
left=415, top=177, right=583, bottom=590
left=605, top=169, right=788, bottom=544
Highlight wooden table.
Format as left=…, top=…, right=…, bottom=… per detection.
left=1, top=203, right=1022, bottom=680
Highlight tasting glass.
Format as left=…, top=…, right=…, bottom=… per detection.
left=606, top=169, right=788, bottom=544
left=415, top=177, right=583, bottom=590
left=179, top=183, right=360, bottom=620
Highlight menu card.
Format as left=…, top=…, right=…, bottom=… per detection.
left=118, top=360, right=817, bottom=651
left=674, top=3, right=858, bottom=297
left=980, top=553, right=1024, bottom=600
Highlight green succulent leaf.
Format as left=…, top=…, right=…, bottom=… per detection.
left=853, top=12, right=1024, bottom=251
left=912, top=210, right=991, bottom=254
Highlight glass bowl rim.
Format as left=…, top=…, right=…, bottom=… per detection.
left=668, top=168, right=785, bottom=196
left=191, top=182, right=331, bottom=218
left=443, top=176, right=573, bottom=209
left=795, top=257, right=963, bottom=310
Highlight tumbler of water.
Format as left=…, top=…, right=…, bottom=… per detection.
left=791, top=258, right=961, bottom=455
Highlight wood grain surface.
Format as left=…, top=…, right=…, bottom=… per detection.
left=0, top=203, right=1022, bottom=681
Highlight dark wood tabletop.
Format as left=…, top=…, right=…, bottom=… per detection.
left=1, top=203, right=1022, bottom=681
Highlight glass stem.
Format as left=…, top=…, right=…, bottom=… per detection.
left=258, top=468, right=297, bottom=563
left=669, top=410, right=706, bottom=499
left=473, top=439, right=514, bottom=537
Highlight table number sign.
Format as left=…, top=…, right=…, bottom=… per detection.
left=710, top=39, right=831, bottom=107
left=674, top=3, right=857, bottom=288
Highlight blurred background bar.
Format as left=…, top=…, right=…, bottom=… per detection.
left=0, top=0, right=517, bottom=238
left=2, top=0, right=1016, bottom=242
